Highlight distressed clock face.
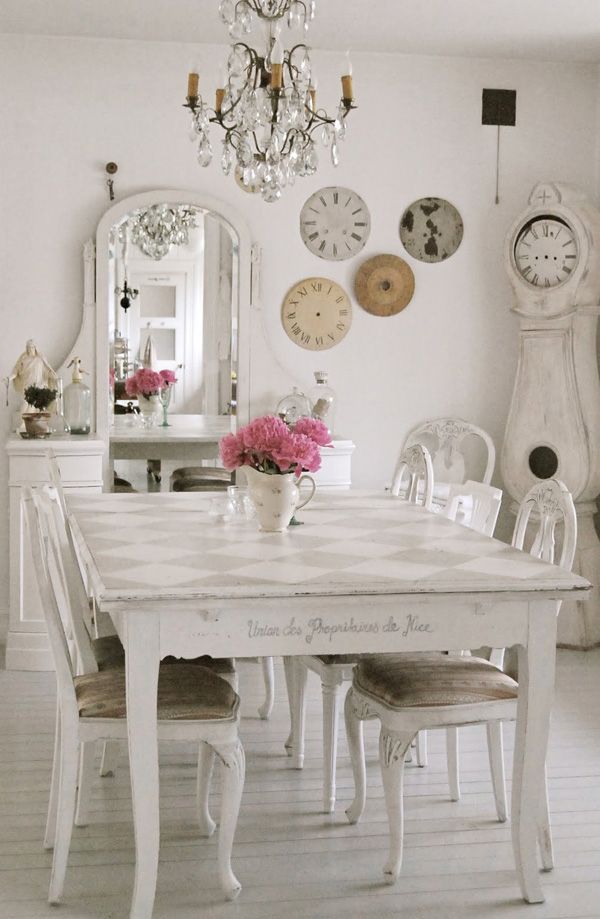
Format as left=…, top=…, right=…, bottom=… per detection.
left=281, top=278, right=352, bottom=350
left=399, top=197, right=463, bottom=263
left=300, top=187, right=371, bottom=260
left=513, top=215, right=579, bottom=288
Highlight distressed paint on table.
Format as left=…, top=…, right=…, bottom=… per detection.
left=67, top=491, right=590, bottom=919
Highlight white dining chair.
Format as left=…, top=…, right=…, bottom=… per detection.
left=289, top=445, right=434, bottom=813
left=403, top=417, right=496, bottom=508
left=24, top=487, right=246, bottom=905
left=40, top=464, right=237, bottom=817
left=344, top=479, right=577, bottom=884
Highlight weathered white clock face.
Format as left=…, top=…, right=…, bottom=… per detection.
left=300, top=187, right=371, bottom=260
left=281, top=278, right=352, bottom=350
left=513, top=215, right=579, bottom=288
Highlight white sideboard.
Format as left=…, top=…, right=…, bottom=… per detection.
left=5, top=434, right=105, bottom=670
left=314, top=439, right=355, bottom=489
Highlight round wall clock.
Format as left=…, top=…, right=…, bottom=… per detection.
left=355, top=254, right=415, bottom=317
left=399, top=196, right=463, bottom=263
left=281, top=277, right=352, bottom=351
left=300, top=187, right=371, bottom=261
left=512, top=215, right=579, bottom=288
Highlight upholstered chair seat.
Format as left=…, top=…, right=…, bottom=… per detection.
left=314, top=654, right=362, bottom=666
left=354, top=653, right=518, bottom=711
left=91, top=634, right=235, bottom=675
left=75, top=664, right=240, bottom=721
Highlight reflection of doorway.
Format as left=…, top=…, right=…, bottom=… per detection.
left=119, top=259, right=204, bottom=413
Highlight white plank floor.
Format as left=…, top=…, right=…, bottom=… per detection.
left=0, top=649, right=599, bottom=919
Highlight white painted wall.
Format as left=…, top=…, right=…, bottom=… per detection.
left=0, top=33, right=598, bottom=638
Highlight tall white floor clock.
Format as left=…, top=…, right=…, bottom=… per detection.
left=501, top=182, right=600, bottom=648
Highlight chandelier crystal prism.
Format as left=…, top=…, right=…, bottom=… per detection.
left=183, top=0, right=356, bottom=202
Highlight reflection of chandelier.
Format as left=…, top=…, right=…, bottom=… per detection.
left=183, top=1, right=356, bottom=203
left=128, top=204, right=199, bottom=260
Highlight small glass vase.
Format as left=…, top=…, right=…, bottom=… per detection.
left=159, top=385, right=173, bottom=427
left=138, top=394, right=161, bottom=429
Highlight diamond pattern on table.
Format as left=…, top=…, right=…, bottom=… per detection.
left=68, top=491, right=587, bottom=599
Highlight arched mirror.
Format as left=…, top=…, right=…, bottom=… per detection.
left=94, top=191, right=251, bottom=480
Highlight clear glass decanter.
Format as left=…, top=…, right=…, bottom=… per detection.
left=308, top=371, right=336, bottom=437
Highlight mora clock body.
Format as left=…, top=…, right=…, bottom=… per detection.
left=501, top=182, right=600, bottom=647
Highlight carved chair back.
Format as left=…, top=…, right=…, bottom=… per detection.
left=512, top=479, right=577, bottom=570
left=391, top=444, right=434, bottom=510
left=445, top=480, right=503, bottom=537
left=404, top=418, right=495, bottom=487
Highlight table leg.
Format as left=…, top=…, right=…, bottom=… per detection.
left=511, top=600, right=559, bottom=903
left=125, top=612, right=160, bottom=919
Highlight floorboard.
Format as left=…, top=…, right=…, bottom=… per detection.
left=0, top=649, right=598, bottom=918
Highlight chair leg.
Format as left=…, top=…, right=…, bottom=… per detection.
left=214, top=740, right=245, bottom=901
left=537, top=764, right=554, bottom=871
left=48, top=718, right=79, bottom=904
left=344, top=689, right=366, bottom=825
left=486, top=721, right=508, bottom=823
left=379, top=729, right=414, bottom=885
left=74, top=742, right=95, bottom=827
left=44, top=701, right=61, bottom=850
left=282, top=656, right=295, bottom=755
left=446, top=727, right=460, bottom=802
left=99, top=740, right=120, bottom=777
left=292, top=660, right=308, bottom=769
left=258, top=657, right=275, bottom=720
left=322, top=677, right=342, bottom=813
left=415, top=730, right=428, bottom=767
left=196, top=742, right=217, bottom=837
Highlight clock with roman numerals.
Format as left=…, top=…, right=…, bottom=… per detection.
left=299, top=187, right=371, bottom=261
left=281, top=277, right=352, bottom=351
left=512, top=215, right=579, bottom=288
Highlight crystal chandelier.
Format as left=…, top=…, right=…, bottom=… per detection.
left=127, top=204, right=199, bottom=260
left=183, top=0, right=356, bottom=202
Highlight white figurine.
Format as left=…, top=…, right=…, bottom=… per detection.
left=9, top=339, right=58, bottom=413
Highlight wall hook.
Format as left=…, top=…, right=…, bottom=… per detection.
left=105, top=162, right=118, bottom=201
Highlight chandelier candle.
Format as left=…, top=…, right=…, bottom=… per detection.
left=182, top=0, right=356, bottom=202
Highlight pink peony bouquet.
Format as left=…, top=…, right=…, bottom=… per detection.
left=125, top=368, right=177, bottom=398
left=220, top=414, right=331, bottom=476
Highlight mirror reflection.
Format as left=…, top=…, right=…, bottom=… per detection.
left=108, top=203, right=238, bottom=419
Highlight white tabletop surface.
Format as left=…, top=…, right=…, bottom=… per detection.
left=68, top=490, right=589, bottom=604
left=109, top=414, right=233, bottom=444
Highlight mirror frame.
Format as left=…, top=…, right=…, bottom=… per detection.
left=95, top=189, right=252, bottom=442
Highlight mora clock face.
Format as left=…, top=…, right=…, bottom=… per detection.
left=281, top=278, right=352, bottom=351
left=400, top=196, right=463, bottom=263
left=513, top=215, right=579, bottom=288
left=300, top=187, right=371, bottom=260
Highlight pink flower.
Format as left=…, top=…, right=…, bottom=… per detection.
left=220, top=432, right=247, bottom=471
left=218, top=414, right=323, bottom=475
left=293, top=417, right=331, bottom=447
left=159, top=369, right=178, bottom=385
left=125, top=368, right=164, bottom=397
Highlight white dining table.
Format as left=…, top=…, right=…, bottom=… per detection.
left=67, top=490, right=590, bottom=919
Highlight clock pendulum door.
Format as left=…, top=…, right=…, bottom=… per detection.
left=501, top=182, right=600, bottom=647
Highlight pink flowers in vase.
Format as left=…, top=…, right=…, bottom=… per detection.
left=125, top=368, right=177, bottom=398
left=220, top=414, right=331, bottom=477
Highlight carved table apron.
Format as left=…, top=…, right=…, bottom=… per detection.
left=67, top=491, right=590, bottom=919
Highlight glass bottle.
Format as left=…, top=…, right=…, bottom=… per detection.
left=308, top=371, right=336, bottom=437
left=275, top=386, right=311, bottom=426
left=64, top=357, right=91, bottom=435
left=48, top=379, right=71, bottom=434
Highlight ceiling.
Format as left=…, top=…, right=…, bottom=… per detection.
left=1, top=0, right=600, bottom=63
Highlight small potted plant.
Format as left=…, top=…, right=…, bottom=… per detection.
left=22, top=384, right=57, bottom=437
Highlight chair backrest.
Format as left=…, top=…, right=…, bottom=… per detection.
left=444, top=480, right=503, bottom=537
left=391, top=444, right=434, bottom=509
left=404, top=417, right=495, bottom=486
left=512, top=479, right=577, bottom=570
left=22, top=488, right=79, bottom=717
left=46, top=450, right=69, bottom=518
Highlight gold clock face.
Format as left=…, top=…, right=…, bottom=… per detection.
left=281, top=278, right=352, bottom=351
left=513, top=215, right=579, bottom=288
